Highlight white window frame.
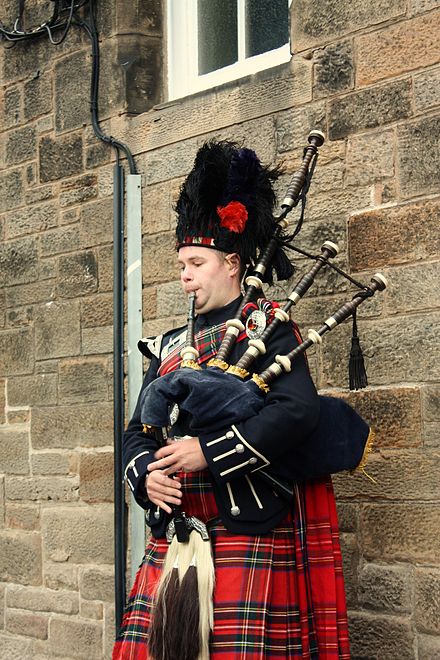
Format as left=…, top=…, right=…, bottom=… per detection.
left=167, top=0, right=291, bottom=101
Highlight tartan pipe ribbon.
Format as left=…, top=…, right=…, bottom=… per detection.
left=158, top=321, right=248, bottom=377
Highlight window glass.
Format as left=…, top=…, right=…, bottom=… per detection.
left=167, top=0, right=291, bottom=100
left=246, top=0, right=289, bottom=57
left=198, top=0, right=238, bottom=74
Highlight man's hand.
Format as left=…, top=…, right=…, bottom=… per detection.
left=145, top=470, right=182, bottom=515
left=148, top=437, right=208, bottom=475
left=145, top=437, right=208, bottom=514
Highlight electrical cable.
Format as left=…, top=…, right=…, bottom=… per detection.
left=0, top=1, right=71, bottom=42
left=79, top=6, right=137, bottom=173
left=44, top=0, right=75, bottom=45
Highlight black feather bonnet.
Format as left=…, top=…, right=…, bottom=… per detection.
left=175, top=140, right=293, bottom=282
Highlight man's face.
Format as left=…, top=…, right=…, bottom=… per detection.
left=178, top=246, right=241, bottom=314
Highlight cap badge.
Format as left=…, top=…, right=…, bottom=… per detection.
left=246, top=309, right=266, bottom=339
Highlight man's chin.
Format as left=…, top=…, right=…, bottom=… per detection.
left=195, top=298, right=215, bottom=315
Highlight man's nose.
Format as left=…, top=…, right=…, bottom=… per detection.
left=181, top=266, right=193, bottom=282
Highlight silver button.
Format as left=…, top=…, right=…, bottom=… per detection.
left=235, top=443, right=244, bottom=454
left=226, top=430, right=234, bottom=439
left=249, top=457, right=257, bottom=465
left=230, top=506, right=240, bottom=516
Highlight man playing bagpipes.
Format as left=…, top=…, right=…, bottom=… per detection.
left=113, top=138, right=384, bottom=659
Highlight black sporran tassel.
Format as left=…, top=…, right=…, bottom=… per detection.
left=148, top=564, right=180, bottom=660
left=349, top=309, right=368, bottom=390
left=171, top=564, right=201, bottom=659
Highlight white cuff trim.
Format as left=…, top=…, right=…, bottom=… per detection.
left=231, top=425, right=270, bottom=466
left=124, top=450, right=150, bottom=481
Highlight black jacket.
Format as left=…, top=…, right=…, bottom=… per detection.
left=123, top=296, right=320, bottom=537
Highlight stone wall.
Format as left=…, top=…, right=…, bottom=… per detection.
left=0, top=0, right=439, bottom=657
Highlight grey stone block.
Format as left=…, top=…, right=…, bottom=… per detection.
left=39, top=133, right=83, bottom=183
left=0, top=328, right=34, bottom=377
left=398, top=114, right=440, bottom=198
left=329, top=79, right=412, bottom=140
left=5, top=125, right=36, bottom=166
left=79, top=451, right=114, bottom=503
left=418, top=633, right=440, bottom=659
left=57, top=251, right=99, bottom=298
left=41, top=505, right=114, bottom=564
left=55, top=50, right=91, bottom=133
left=359, top=563, right=414, bottom=613
left=58, top=358, right=109, bottom=405
left=40, top=226, right=81, bottom=257
left=340, top=532, right=360, bottom=607
left=3, top=37, right=51, bottom=83
left=31, top=452, right=71, bottom=476
left=276, top=102, right=326, bottom=153
left=31, top=403, right=113, bottom=450
left=79, top=566, right=115, bottom=602
left=5, top=202, right=58, bottom=240
left=60, top=173, right=98, bottom=208
left=5, top=476, right=79, bottom=503
left=414, top=66, right=440, bottom=112
left=348, top=611, right=415, bottom=659
left=0, top=168, right=23, bottom=213
left=361, top=503, right=440, bottom=563
left=313, top=40, right=354, bottom=98
left=34, top=300, right=80, bottom=361
left=334, top=451, right=440, bottom=501
left=2, top=86, right=21, bottom=129
left=6, top=584, right=78, bottom=615
left=142, top=232, right=180, bottom=285
left=346, top=130, right=394, bottom=187
left=24, top=74, right=52, bottom=121
left=292, top=0, right=406, bottom=51
left=48, top=617, right=103, bottom=659
left=348, top=198, right=440, bottom=271
left=8, top=373, right=58, bottom=408
left=80, top=198, right=113, bottom=248
left=415, top=567, right=440, bottom=634
left=0, top=530, right=42, bottom=585
left=0, top=429, right=29, bottom=475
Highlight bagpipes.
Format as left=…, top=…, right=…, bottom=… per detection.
left=143, top=131, right=387, bottom=660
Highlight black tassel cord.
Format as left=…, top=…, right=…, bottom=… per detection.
left=349, top=308, right=368, bottom=390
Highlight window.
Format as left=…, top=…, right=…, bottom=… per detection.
left=167, top=0, right=291, bottom=100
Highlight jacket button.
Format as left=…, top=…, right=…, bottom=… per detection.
left=226, top=430, right=234, bottom=439
left=235, top=443, right=244, bottom=454
left=249, top=457, right=257, bottom=465
left=230, top=506, right=240, bottom=516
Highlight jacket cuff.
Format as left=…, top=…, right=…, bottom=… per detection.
left=124, top=450, right=152, bottom=509
left=199, top=424, right=270, bottom=484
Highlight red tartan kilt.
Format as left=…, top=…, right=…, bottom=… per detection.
left=113, top=471, right=349, bottom=659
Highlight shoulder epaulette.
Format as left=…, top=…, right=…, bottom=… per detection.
left=137, top=324, right=187, bottom=360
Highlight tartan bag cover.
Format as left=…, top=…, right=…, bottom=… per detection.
left=113, top=319, right=350, bottom=659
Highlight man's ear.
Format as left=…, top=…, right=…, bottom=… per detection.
left=225, top=253, right=241, bottom=276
